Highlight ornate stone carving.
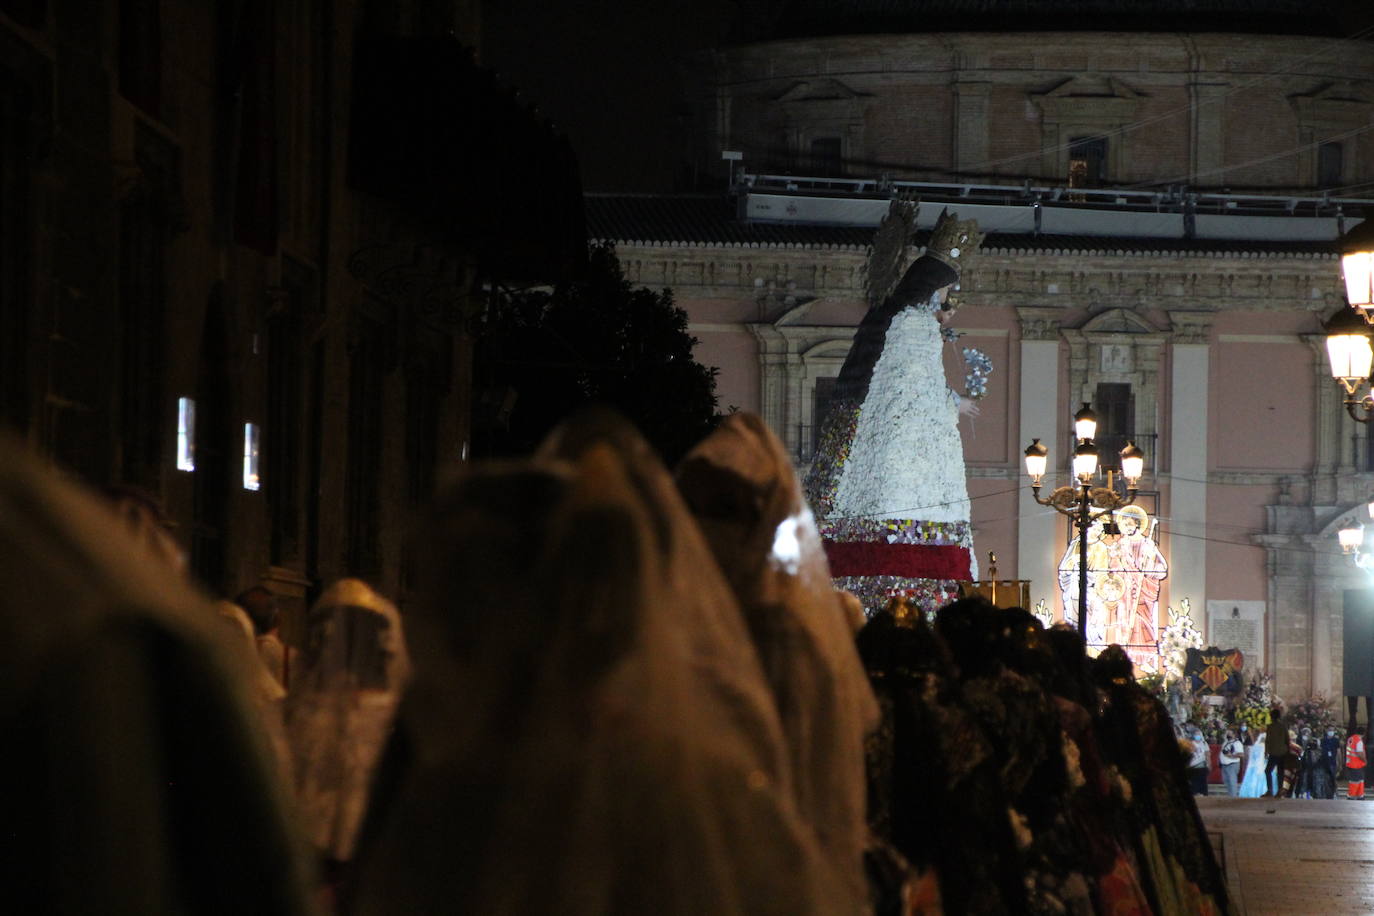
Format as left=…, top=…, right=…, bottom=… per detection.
left=1169, top=310, right=1215, bottom=345
left=1017, top=306, right=1063, bottom=341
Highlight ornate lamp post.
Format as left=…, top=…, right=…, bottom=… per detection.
left=1024, top=403, right=1146, bottom=640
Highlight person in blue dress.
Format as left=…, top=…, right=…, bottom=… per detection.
left=1238, top=724, right=1268, bottom=797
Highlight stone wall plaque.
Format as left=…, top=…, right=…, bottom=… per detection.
left=1207, top=600, right=1265, bottom=672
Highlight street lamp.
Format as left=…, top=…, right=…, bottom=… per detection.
left=1339, top=518, right=1365, bottom=555
left=1336, top=497, right=1374, bottom=568
left=1341, top=218, right=1374, bottom=321
left=1024, top=403, right=1145, bottom=640
left=1325, top=307, right=1374, bottom=421
left=1324, top=219, right=1374, bottom=421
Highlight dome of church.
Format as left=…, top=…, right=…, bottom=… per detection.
left=751, top=0, right=1350, bottom=40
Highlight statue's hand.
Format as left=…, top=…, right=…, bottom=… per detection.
left=957, top=396, right=980, bottom=418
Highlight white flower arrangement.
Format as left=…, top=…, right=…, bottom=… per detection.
left=1157, top=597, right=1204, bottom=685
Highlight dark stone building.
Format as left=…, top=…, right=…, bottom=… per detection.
left=0, top=1, right=583, bottom=636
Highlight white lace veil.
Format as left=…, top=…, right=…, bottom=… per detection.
left=677, top=411, right=879, bottom=902
left=286, top=578, right=410, bottom=861
left=533, top=409, right=791, bottom=786
left=0, top=436, right=313, bottom=914
left=353, top=414, right=858, bottom=915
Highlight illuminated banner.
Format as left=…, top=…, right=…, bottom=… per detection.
left=1057, top=505, right=1168, bottom=673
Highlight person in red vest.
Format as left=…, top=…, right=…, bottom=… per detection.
left=1347, top=727, right=1367, bottom=800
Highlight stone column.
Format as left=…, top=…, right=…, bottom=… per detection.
left=1305, top=332, right=1344, bottom=506
left=1308, top=533, right=1339, bottom=697
left=1256, top=534, right=1316, bottom=698
left=1017, top=307, right=1062, bottom=612
left=1168, top=311, right=1213, bottom=616
left=749, top=322, right=789, bottom=451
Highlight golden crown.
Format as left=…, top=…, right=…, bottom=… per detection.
left=924, top=209, right=985, bottom=271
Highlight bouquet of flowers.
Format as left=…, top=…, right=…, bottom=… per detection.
left=1235, top=704, right=1271, bottom=733
left=962, top=348, right=993, bottom=400
left=1232, top=670, right=1275, bottom=734
left=1240, top=670, right=1275, bottom=711
left=1185, top=695, right=1227, bottom=743
left=1157, top=598, right=1203, bottom=685
left=1289, top=694, right=1340, bottom=739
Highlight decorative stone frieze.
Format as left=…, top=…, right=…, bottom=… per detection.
left=1016, top=306, right=1063, bottom=341
left=1168, top=311, right=1215, bottom=345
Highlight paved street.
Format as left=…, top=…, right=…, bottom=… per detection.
left=1197, top=796, right=1374, bottom=914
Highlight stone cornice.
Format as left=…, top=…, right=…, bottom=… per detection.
left=613, top=244, right=1344, bottom=315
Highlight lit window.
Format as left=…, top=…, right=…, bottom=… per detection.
left=243, top=422, right=261, bottom=491
left=176, top=398, right=196, bottom=471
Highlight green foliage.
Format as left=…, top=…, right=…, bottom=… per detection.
left=475, top=244, right=722, bottom=464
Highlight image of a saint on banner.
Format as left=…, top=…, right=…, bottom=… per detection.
left=1057, top=505, right=1168, bottom=673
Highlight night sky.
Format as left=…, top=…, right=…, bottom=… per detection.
left=481, top=0, right=735, bottom=193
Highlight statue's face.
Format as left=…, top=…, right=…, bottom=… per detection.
left=1119, top=514, right=1140, bottom=535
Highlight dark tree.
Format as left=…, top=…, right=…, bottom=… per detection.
left=475, top=243, right=721, bottom=464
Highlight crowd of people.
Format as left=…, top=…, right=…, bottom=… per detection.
left=4, top=411, right=1234, bottom=915
left=1207, top=710, right=1364, bottom=800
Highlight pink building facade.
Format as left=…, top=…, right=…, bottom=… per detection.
left=591, top=23, right=1374, bottom=705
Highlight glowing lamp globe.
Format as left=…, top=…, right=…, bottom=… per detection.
left=1325, top=306, right=1374, bottom=395
left=1342, top=219, right=1374, bottom=318
left=1120, top=440, right=1145, bottom=486
left=1073, top=402, right=1098, bottom=442
left=1072, top=440, right=1099, bottom=483
left=1339, top=521, right=1365, bottom=555
left=1024, top=438, right=1049, bottom=484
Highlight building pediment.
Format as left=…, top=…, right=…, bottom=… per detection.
left=774, top=78, right=870, bottom=103
left=1080, top=308, right=1159, bottom=335
left=1289, top=82, right=1373, bottom=127
left=1038, top=75, right=1144, bottom=101
left=1031, top=75, right=1146, bottom=122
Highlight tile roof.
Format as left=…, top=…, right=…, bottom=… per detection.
left=587, top=194, right=1341, bottom=259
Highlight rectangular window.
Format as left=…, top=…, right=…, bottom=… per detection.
left=176, top=397, right=196, bottom=471
left=809, top=137, right=843, bottom=177
left=1068, top=136, right=1108, bottom=190
left=1092, top=382, right=1134, bottom=471
left=243, top=422, right=261, bottom=491
left=1319, top=141, right=1344, bottom=190
left=810, top=376, right=838, bottom=461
